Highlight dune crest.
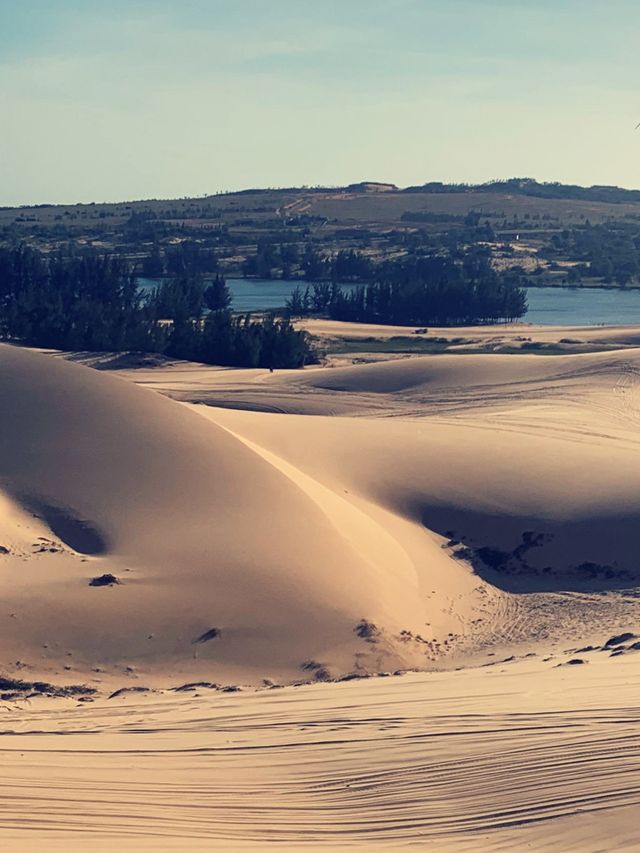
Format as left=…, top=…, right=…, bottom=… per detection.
left=0, top=344, right=485, bottom=685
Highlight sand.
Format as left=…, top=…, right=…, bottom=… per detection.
left=2, top=328, right=640, bottom=850
left=299, top=317, right=640, bottom=348
left=3, top=650, right=640, bottom=852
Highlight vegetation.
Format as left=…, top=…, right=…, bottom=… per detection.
left=402, top=177, right=640, bottom=205
left=5, top=179, right=640, bottom=291
left=6, top=178, right=640, bottom=347
left=0, top=245, right=313, bottom=368
left=286, top=250, right=527, bottom=325
left=540, top=222, right=640, bottom=286
left=324, top=336, right=456, bottom=356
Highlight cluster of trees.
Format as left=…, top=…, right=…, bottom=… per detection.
left=0, top=246, right=161, bottom=352
left=163, top=311, right=311, bottom=368
left=296, top=248, right=376, bottom=282
left=141, top=241, right=220, bottom=277
left=542, top=223, right=640, bottom=285
left=403, top=178, right=640, bottom=204
left=0, top=246, right=313, bottom=368
left=240, top=243, right=378, bottom=282
left=286, top=251, right=527, bottom=325
left=241, top=240, right=302, bottom=278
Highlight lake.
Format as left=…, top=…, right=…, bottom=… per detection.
left=137, top=278, right=640, bottom=327
left=137, top=277, right=359, bottom=313
left=524, top=285, right=640, bottom=326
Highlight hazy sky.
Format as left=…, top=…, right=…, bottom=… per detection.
left=2, top=0, right=640, bottom=205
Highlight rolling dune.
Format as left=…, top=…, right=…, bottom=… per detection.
left=3, top=338, right=640, bottom=850
left=0, top=344, right=483, bottom=686
left=199, top=349, right=640, bottom=601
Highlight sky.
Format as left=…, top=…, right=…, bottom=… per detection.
left=1, top=0, right=640, bottom=205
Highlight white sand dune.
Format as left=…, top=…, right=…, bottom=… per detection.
left=0, top=344, right=476, bottom=686
left=201, top=350, right=640, bottom=599
left=4, top=334, right=640, bottom=850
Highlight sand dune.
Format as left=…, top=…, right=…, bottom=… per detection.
left=0, top=344, right=479, bottom=686
left=200, top=350, right=640, bottom=599
left=4, top=335, right=640, bottom=850
left=5, top=343, right=640, bottom=680
left=300, top=317, right=640, bottom=348
left=292, top=347, right=625, bottom=394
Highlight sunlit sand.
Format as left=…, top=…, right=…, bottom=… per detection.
left=2, top=331, right=640, bottom=849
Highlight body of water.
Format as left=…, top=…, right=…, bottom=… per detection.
left=524, top=286, right=640, bottom=326
left=137, top=278, right=640, bottom=327
left=137, top=277, right=340, bottom=314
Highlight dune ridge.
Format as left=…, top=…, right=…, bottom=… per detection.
left=0, top=344, right=482, bottom=686
left=4, top=335, right=640, bottom=850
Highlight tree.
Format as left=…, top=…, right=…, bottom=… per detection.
left=0, top=244, right=314, bottom=369
left=150, top=274, right=205, bottom=320
left=204, top=275, right=232, bottom=311
left=141, top=245, right=164, bottom=277
left=285, top=287, right=308, bottom=316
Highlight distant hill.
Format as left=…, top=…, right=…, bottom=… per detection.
left=5, top=177, right=640, bottom=216
left=5, top=177, right=640, bottom=278
left=402, top=178, right=640, bottom=204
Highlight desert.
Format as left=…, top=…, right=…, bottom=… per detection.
left=2, top=323, right=640, bottom=850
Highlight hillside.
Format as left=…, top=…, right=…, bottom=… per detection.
left=5, top=177, right=640, bottom=226
left=4, top=179, right=640, bottom=237
left=5, top=178, right=640, bottom=290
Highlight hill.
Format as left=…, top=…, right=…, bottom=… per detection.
left=4, top=177, right=640, bottom=232
left=403, top=177, right=640, bottom=204
left=5, top=177, right=640, bottom=289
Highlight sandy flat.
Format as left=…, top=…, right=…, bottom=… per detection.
left=2, top=651, right=640, bottom=852
left=3, top=327, right=640, bottom=850
left=299, top=317, right=640, bottom=347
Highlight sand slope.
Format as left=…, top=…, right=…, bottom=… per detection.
left=5, top=344, right=640, bottom=683
left=199, top=350, right=640, bottom=596
left=2, top=649, right=640, bottom=852
left=0, top=344, right=481, bottom=686
left=4, top=335, right=640, bottom=850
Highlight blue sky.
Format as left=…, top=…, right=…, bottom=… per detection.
left=1, top=0, right=640, bottom=204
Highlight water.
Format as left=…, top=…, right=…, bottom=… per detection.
left=524, top=286, right=640, bottom=326
left=137, top=277, right=347, bottom=314
left=137, top=278, right=640, bottom=326
left=227, top=279, right=354, bottom=313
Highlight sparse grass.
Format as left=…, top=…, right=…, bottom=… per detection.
left=322, top=336, right=460, bottom=355
left=318, top=334, right=630, bottom=359
left=494, top=343, right=623, bottom=356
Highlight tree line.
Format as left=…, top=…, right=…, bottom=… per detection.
left=402, top=178, right=640, bottom=205
left=0, top=245, right=313, bottom=368
left=286, top=249, right=527, bottom=325
left=541, top=222, right=640, bottom=286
